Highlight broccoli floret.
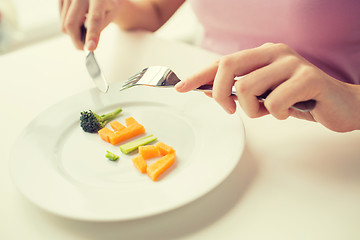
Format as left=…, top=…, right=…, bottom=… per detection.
left=80, top=107, right=122, bottom=133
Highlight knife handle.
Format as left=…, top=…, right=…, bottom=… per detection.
left=80, top=24, right=87, bottom=44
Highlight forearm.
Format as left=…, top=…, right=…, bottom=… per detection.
left=349, top=83, right=360, bottom=131
left=114, top=0, right=185, bottom=32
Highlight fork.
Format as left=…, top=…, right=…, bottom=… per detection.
left=120, top=66, right=316, bottom=112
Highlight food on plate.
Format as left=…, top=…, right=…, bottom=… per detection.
left=125, top=117, right=139, bottom=126
left=132, top=155, right=147, bottom=173
left=80, top=107, right=122, bottom=133
left=98, top=127, right=114, bottom=143
left=139, top=145, right=160, bottom=159
left=119, top=134, right=157, bottom=154
left=109, top=120, right=126, bottom=131
left=105, top=150, right=119, bottom=161
left=111, top=117, right=145, bottom=145
left=97, top=117, right=145, bottom=145
left=80, top=109, right=176, bottom=180
left=147, top=152, right=176, bottom=181
left=131, top=142, right=176, bottom=181
left=155, top=142, right=175, bottom=155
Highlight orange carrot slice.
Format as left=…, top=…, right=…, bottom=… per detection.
left=156, top=142, right=175, bottom=155
left=98, top=127, right=114, bottom=143
left=132, top=155, right=147, bottom=173
left=109, top=120, right=125, bottom=131
left=125, top=117, right=139, bottom=126
left=109, top=123, right=145, bottom=145
left=147, top=152, right=176, bottom=181
left=139, top=145, right=160, bottom=160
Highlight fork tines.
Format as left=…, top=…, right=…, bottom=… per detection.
left=120, top=67, right=148, bottom=91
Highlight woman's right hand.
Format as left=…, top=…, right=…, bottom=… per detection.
left=59, top=0, right=123, bottom=51
left=176, top=43, right=360, bottom=133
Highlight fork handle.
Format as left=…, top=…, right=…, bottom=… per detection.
left=196, top=85, right=316, bottom=113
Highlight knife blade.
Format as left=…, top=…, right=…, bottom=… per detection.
left=80, top=25, right=109, bottom=93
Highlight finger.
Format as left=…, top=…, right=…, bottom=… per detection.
left=207, top=44, right=278, bottom=114
left=203, top=92, right=240, bottom=101
left=291, top=109, right=315, bottom=122
left=60, top=0, right=71, bottom=31
left=204, top=92, right=213, bottom=98
left=176, top=43, right=287, bottom=93
left=228, top=43, right=296, bottom=77
left=64, top=1, right=89, bottom=49
left=234, top=79, right=270, bottom=118
left=264, top=73, right=319, bottom=120
left=212, top=56, right=241, bottom=114
left=59, top=0, right=64, bottom=14
left=235, top=57, right=296, bottom=117
left=86, top=2, right=111, bottom=51
left=175, top=62, right=218, bottom=92
left=223, top=43, right=276, bottom=77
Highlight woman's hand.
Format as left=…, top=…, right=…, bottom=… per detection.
left=176, top=43, right=360, bottom=132
left=59, top=0, right=123, bottom=51
left=59, top=0, right=184, bottom=51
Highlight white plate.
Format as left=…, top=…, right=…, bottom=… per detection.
left=10, top=83, right=245, bottom=221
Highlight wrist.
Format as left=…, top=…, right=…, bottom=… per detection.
left=354, top=84, right=360, bottom=130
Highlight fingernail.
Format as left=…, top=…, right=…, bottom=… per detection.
left=175, top=81, right=185, bottom=89
left=86, top=40, right=96, bottom=51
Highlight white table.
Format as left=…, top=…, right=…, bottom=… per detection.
left=1, top=25, right=360, bottom=240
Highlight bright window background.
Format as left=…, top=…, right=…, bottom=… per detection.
left=0, top=0, right=60, bottom=53
left=14, top=0, right=60, bottom=33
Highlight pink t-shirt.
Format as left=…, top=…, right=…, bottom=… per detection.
left=189, top=0, right=360, bottom=84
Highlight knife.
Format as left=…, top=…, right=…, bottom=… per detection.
left=80, top=25, right=109, bottom=93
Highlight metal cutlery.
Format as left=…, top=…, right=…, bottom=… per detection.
left=120, top=66, right=316, bottom=112
left=80, top=25, right=109, bottom=93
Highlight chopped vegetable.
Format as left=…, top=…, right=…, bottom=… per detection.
left=105, top=150, right=119, bottom=161
left=132, top=155, right=147, bottom=173
left=98, top=127, right=114, bottom=143
left=97, top=117, right=146, bottom=145
left=125, top=117, right=138, bottom=126
left=119, top=135, right=157, bottom=154
left=156, top=142, right=175, bottom=155
left=128, top=141, right=176, bottom=180
left=147, top=152, right=176, bottom=181
left=80, top=107, right=122, bottom=133
left=109, top=120, right=126, bottom=131
left=139, top=145, right=160, bottom=159
left=110, top=123, right=145, bottom=145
